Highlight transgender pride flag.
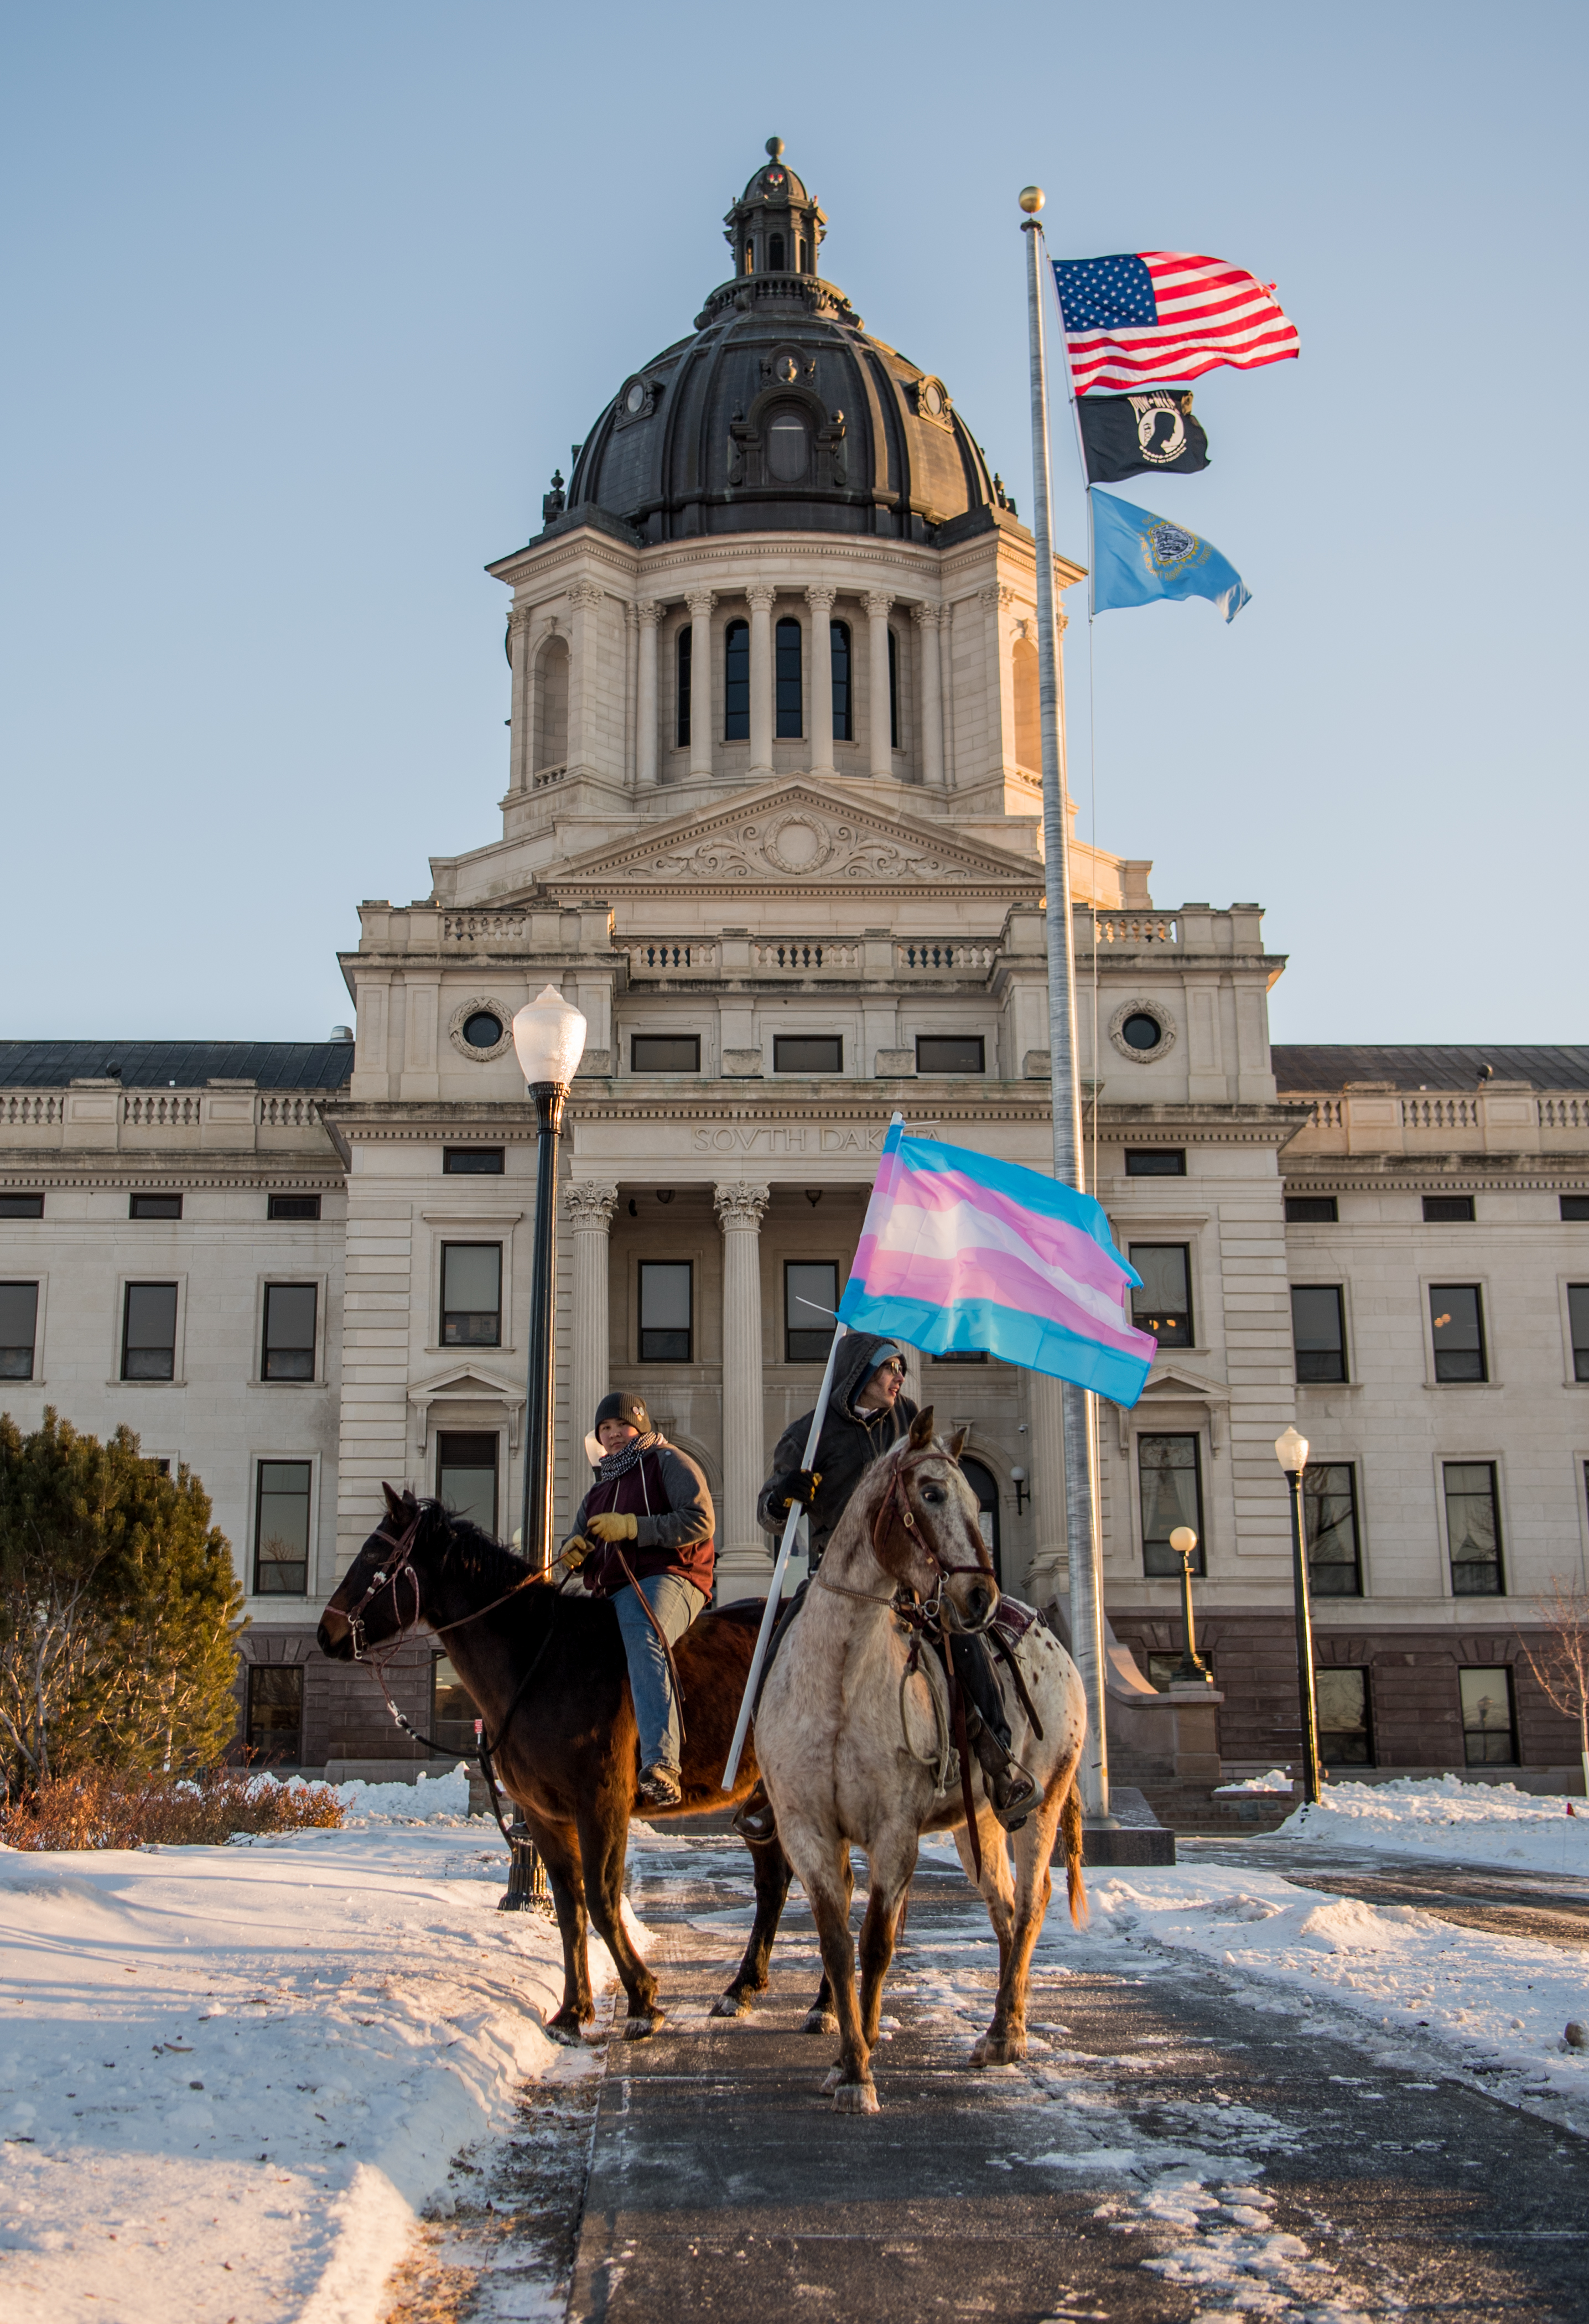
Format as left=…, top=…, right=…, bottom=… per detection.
left=837, top=1123, right=1157, bottom=1408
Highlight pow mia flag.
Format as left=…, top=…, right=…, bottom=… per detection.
left=1077, top=392, right=1209, bottom=484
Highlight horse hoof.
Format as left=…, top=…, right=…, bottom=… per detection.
left=621, top=2010, right=665, bottom=2040
left=820, top=2064, right=844, bottom=2094
left=830, top=2079, right=880, bottom=2115
left=802, top=2007, right=840, bottom=2036
left=970, top=2029, right=1026, bottom=2068
left=544, top=2017, right=587, bottom=2047
left=710, top=1992, right=751, bottom=2020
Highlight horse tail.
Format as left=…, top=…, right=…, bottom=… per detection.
left=1061, top=1778, right=1088, bottom=1927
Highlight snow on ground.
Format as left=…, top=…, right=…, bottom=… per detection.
left=0, top=1770, right=636, bottom=2324
left=1074, top=1860, right=1589, bottom=2121
left=1268, top=1773, right=1589, bottom=1875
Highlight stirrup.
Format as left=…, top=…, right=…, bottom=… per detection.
left=988, top=1757, right=1038, bottom=1833
left=731, top=1797, right=778, bottom=1845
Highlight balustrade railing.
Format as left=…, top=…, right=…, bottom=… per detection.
left=627, top=941, right=718, bottom=974
left=260, top=1094, right=316, bottom=1127
left=754, top=941, right=861, bottom=973
left=1403, top=1095, right=1477, bottom=1131
left=1540, top=1095, right=1589, bottom=1130
left=895, top=941, right=998, bottom=973
left=2, top=1092, right=60, bottom=1125
left=1303, top=1097, right=1344, bottom=1130
left=124, top=1092, right=200, bottom=1128
left=441, top=911, right=529, bottom=945
left=1092, top=912, right=1180, bottom=946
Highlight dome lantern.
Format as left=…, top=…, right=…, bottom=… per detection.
left=723, top=134, right=827, bottom=281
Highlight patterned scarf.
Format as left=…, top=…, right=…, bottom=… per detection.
left=594, top=1429, right=661, bottom=1486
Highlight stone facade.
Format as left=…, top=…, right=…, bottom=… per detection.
left=3, top=148, right=1587, bottom=1787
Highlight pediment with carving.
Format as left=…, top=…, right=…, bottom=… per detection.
left=542, top=784, right=1042, bottom=899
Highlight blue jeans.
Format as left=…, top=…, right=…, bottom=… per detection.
left=614, top=1570, right=705, bottom=1774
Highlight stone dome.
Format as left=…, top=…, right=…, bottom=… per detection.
left=547, top=141, right=1019, bottom=550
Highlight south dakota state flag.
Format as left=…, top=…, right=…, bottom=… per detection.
left=1091, top=488, right=1252, bottom=622
left=837, top=1124, right=1156, bottom=1408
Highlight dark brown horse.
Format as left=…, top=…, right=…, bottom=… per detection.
left=316, top=1485, right=791, bottom=2037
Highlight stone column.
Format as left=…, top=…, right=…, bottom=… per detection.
left=566, top=579, right=604, bottom=772
left=508, top=606, right=532, bottom=792
left=865, top=590, right=894, bottom=776
left=713, top=1181, right=771, bottom=1595
left=686, top=589, right=715, bottom=776
left=622, top=602, right=638, bottom=785
left=912, top=602, right=943, bottom=786
left=982, top=582, right=1017, bottom=775
left=635, top=600, right=661, bottom=785
left=565, top=1181, right=619, bottom=1464
left=747, top=584, right=776, bottom=775
left=1025, top=1369, right=1070, bottom=1612
left=805, top=585, right=837, bottom=774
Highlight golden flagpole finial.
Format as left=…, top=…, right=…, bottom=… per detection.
left=1019, top=185, right=1045, bottom=215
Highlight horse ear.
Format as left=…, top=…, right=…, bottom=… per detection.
left=947, top=1424, right=969, bottom=1461
left=381, top=1482, right=406, bottom=1522
left=908, top=1405, right=935, bottom=1449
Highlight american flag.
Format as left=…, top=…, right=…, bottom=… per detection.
left=1053, top=252, right=1299, bottom=396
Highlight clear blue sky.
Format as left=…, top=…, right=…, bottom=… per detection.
left=3, top=3, right=1583, bottom=1046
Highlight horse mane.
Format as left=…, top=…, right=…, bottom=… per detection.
left=416, top=1500, right=532, bottom=1592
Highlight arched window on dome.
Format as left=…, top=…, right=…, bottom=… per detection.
left=534, top=634, right=568, bottom=774
left=830, top=622, right=852, bottom=743
left=741, top=238, right=755, bottom=276
left=768, top=232, right=786, bottom=271
left=676, top=625, right=692, bottom=749
left=724, top=619, right=750, bottom=740
left=766, top=409, right=810, bottom=483
left=1014, top=634, right=1040, bottom=772
left=775, top=618, right=802, bottom=739
left=797, top=236, right=807, bottom=272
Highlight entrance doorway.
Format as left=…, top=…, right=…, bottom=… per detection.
left=959, top=1457, right=1001, bottom=1588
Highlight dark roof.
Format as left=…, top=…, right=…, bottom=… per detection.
left=1273, top=1044, right=1589, bottom=1093
left=0, top=1040, right=356, bottom=1092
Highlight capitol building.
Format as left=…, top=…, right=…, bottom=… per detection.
left=4, top=146, right=1587, bottom=1795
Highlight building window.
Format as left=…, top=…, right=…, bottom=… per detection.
left=130, top=1192, right=182, bottom=1220
left=831, top=622, right=853, bottom=741
left=442, top=1244, right=502, bottom=1347
left=0, top=1283, right=38, bottom=1380
left=1445, top=1461, right=1503, bottom=1596
left=1568, top=1285, right=1589, bottom=1381
left=1304, top=1462, right=1362, bottom=1595
left=1562, top=1196, right=1589, bottom=1222
left=1316, top=1668, right=1373, bottom=1765
left=1291, top=1285, right=1347, bottom=1382
left=773, top=1036, right=843, bottom=1074
left=959, top=1457, right=1001, bottom=1589
left=461, top=1010, right=503, bottom=1050
left=724, top=619, right=750, bottom=739
left=1424, top=1194, right=1474, bottom=1223
left=1146, top=1650, right=1217, bottom=1691
left=632, top=1034, right=700, bottom=1073
left=766, top=412, right=809, bottom=483
left=767, top=231, right=786, bottom=271
left=268, top=1194, right=321, bottom=1220
left=1130, top=1246, right=1193, bottom=1347
left=1125, top=1149, right=1185, bottom=1177
left=932, top=1351, right=987, bottom=1363
left=0, top=1193, right=44, bottom=1218
left=122, top=1282, right=178, bottom=1381
left=1460, top=1666, right=1517, bottom=1765
left=262, top=1283, right=318, bottom=1381
left=676, top=625, right=691, bottom=746
left=915, top=1036, right=985, bottom=1075
left=432, top=1654, right=480, bottom=1753
left=443, top=1147, right=504, bottom=1175
left=638, top=1261, right=693, bottom=1362
left=1119, top=1012, right=1164, bottom=1053
left=1139, top=1434, right=1203, bottom=1576
left=245, top=1664, right=303, bottom=1763
left=887, top=627, right=899, bottom=748
left=254, top=1459, right=312, bottom=1594
left=1286, top=1195, right=1338, bottom=1224
left=774, top=615, right=803, bottom=735
left=785, top=1261, right=839, bottom=1362
left=1431, top=1284, right=1487, bottom=1382
left=437, top=1431, right=498, bottom=1533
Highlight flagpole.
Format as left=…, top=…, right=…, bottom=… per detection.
left=1020, top=187, right=1112, bottom=1825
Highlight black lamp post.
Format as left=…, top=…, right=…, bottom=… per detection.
left=498, top=983, right=586, bottom=1911
left=1167, top=1525, right=1213, bottom=1684
left=1276, top=1425, right=1323, bottom=1806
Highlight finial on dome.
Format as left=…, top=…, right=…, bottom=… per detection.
left=766, top=135, right=785, bottom=159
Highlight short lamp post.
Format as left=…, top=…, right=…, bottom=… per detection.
left=1275, top=1425, right=1323, bottom=1806
left=498, top=983, right=586, bottom=1912
left=1167, top=1525, right=1212, bottom=1684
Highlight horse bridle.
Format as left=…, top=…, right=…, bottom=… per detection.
left=342, top=1503, right=539, bottom=1663
left=819, top=1442, right=997, bottom=1634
